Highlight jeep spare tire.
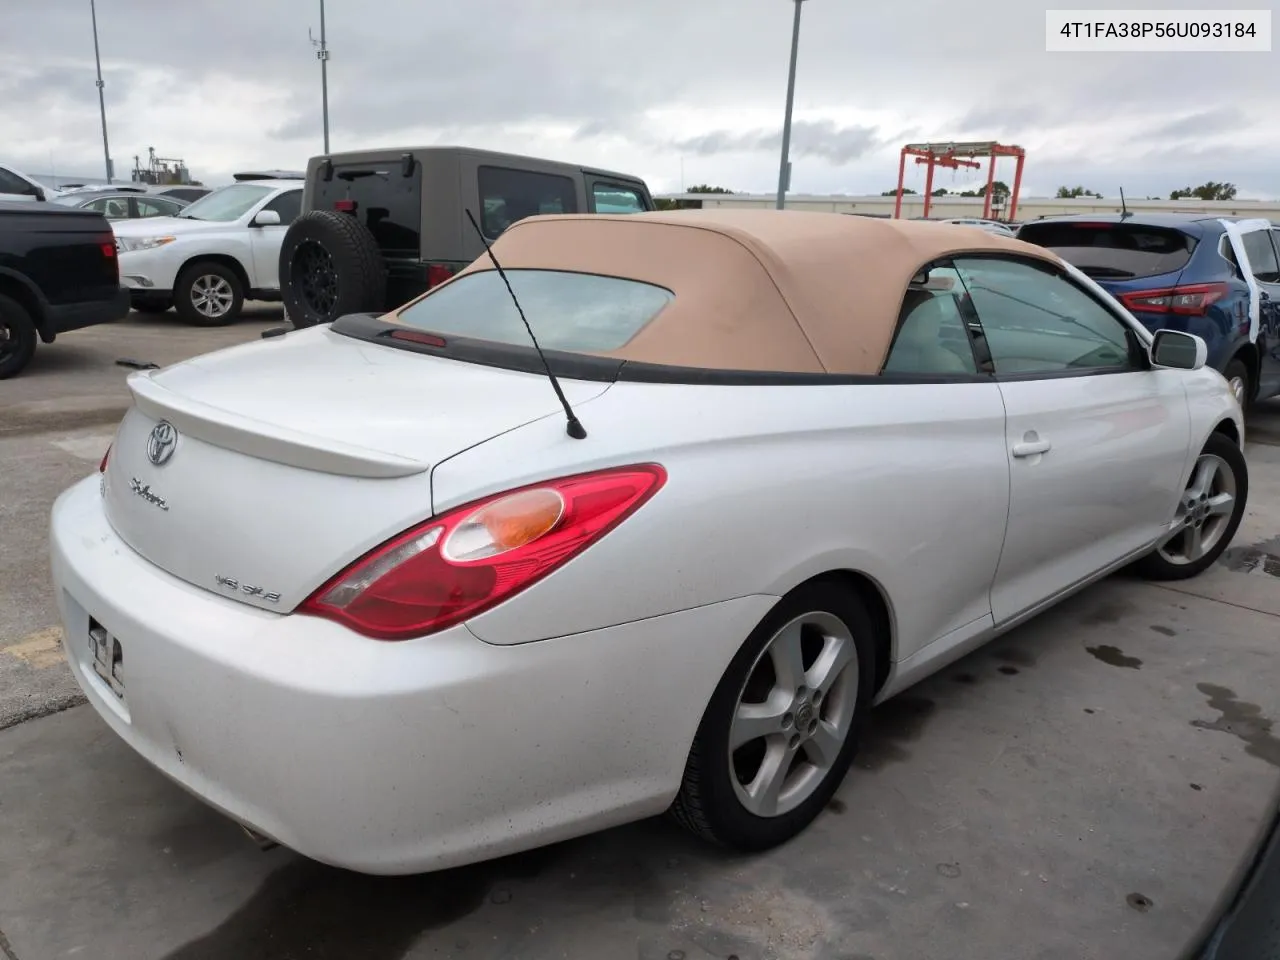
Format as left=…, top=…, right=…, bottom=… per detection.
left=279, top=210, right=386, bottom=329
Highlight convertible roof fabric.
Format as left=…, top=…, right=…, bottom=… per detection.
left=391, top=208, right=1064, bottom=375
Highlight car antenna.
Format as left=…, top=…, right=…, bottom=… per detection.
left=1119, top=186, right=1129, bottom=219
left=463, top=208, right=587, bottom=440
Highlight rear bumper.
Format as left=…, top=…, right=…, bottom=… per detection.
left=43, top=286, right=130, bottom=338
left=49, top=475, right=771, bottom=874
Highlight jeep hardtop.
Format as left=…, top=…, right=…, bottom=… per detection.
left=279, top=145, right=655, bottom=328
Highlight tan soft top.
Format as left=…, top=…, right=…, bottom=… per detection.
left=391, top=209, right=1064, bottom=375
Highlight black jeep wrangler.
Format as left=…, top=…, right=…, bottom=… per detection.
left=278, top=146, right=655, bottom=328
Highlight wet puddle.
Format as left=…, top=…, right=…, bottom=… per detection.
left=858, top=696, right=937, bottom=770
left=1085, top=645, right=1142, bottom=669
left=1191, top=683, right=1280, bottom=768
left=1219, top=541, right=1280, bottom=578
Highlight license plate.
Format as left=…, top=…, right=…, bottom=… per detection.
left=88, top=620, right=125, bottom=699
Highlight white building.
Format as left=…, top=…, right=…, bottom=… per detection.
left=656, top=192, right=1280, bottom=222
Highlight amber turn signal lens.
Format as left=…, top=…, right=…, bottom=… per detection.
left=442, top=488, right=565, bottom=561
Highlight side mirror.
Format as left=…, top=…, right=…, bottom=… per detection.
left=1150, top=329, right=1207, bottom=370
left=27, top=184, right=46, bottom=201
left=252, top=209, right=281, bottom=227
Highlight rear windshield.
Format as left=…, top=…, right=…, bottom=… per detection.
left=1017, top=222, right=1196, bottom=280
left=312, top=161, right=423, bottom=256
left=392, top=269, right=674, bottom=352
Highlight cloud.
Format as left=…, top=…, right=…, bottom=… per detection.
left=0, top=0, right=1273, bottom=199
left=1145, top=108, right=1247, bottom=141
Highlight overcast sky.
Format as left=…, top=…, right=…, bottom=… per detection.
left=1, top=0, right=1273, bottom=198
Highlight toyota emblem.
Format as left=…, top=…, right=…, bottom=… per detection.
left=146, top=421, right=178, bottom=466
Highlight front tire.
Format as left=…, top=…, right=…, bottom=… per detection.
left=1224, top=359, right=1251, bottom=411
left=174, top=262, right=244, bottom=327
left=0, top=293, right=38, bottom=379
left=1133, top=432, right=1248, bottom=581
left=670, top=580, right=876, bottom=851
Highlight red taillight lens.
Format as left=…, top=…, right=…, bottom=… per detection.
left=334, top=199, right=357, bottom=213
left=1119, top=282, right=1228, bottom=316
left=425, top=263, right=455, bottom=289
left=99, top=444, right=111, bottom=473
left=388, top=329, right=446, bottom=347
left=299, top=464, right=667, bottom=640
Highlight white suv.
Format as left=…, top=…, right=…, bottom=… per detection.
left=111, top=179, right=302, bottom=325
left=0, top=162, right=63, bottom=202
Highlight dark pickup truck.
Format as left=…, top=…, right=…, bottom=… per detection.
left=0, top=200, right=130, bottom=378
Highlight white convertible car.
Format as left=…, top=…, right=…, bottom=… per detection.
left=50, top=210, right=1248, bottom=875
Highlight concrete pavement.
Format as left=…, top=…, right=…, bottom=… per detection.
left=1, top=311, right=280, bottom=731
left=2, top=306, right=281, bottom=438
left=1, top=551, right=1278, bottom=959
left=2, top=328, right=1279, bottom=958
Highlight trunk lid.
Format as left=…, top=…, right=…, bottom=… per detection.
left=102, top=326, right=611, bottom=611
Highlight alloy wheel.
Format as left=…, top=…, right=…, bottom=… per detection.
left=0, top=320, right=13, bottom=363
left=1156, top=453, right=1237, bottom=566
left=190, top=274, right=235, bottom=320
left=728, top=611, right=859, bottom=818
left=293, top=240, right=339, bottom=317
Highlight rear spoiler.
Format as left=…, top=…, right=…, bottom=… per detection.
left=233, top=170, right=306, bottom=182
left=127, top=373, right=429, bottom=479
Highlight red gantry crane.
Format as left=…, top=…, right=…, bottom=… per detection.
left=892, top=140, right=1026, bottom=221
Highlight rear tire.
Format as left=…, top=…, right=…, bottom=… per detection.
left=670, top=580, right=876, bottom=851
left=279, top=211, right=386, bottom=329
left=1132, top=432, right=1248, bottom=581
left=1224, top=359, right=1251, bottom=411
left=174, top=262, right=244, bottom=327
left=0, top=293, right=37, bottom=379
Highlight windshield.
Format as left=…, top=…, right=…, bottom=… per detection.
left=177, top=183, right=271, bottom=221
left=391, top=269, right=674, bottom=353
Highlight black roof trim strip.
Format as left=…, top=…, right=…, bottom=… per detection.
left=329, top=312, right=992, bottom=387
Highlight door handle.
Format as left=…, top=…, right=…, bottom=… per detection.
left=1012, top=439, right=1052, bottom=457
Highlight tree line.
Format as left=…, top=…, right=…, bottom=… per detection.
left=667, top=181, right=1241, bottom=202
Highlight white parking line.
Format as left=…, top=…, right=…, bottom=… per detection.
left=50, top=433, right=115, bottom=462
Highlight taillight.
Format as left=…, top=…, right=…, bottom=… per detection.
left=334, top=199, right=357, bottom=213
left=388, top=329, right=446, bottom=347
left=1119, top=282, right=1228, bottom=316
left=99, top=444, right=111, bottom=473
left=425, top=263, right=455, bottom=289
left=299, top=464, right=667, bottom=640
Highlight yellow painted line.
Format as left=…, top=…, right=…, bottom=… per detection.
left=2, top=626, right=67, bottom=669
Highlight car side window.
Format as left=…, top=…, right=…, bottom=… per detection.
left=0, top=169, right=31, bottom=194
left=592, top=183, right=646, bottom=214
left=135, top=197, right=176, bottom=218
left=1241, top=229, right=1280, bottom=283
left=262, top=189, right=302, bottom=224
left=88, top=196, right=130, bottom=218
left=881, top=264, right=979, bottom=376
left=478, top=166, right=578, bottom=239
left=953, top=256, right=1136, bottom=376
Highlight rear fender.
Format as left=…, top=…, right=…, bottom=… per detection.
left=0, top=266, right=52, bottom=339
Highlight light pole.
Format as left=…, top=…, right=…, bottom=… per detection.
left=775, top=0, right=806, bottom=209
left=90, top=0, right=112, bottom=183
left=310, top=0, right=331, bottom=153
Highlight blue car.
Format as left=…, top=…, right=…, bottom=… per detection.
left=1017, top=214, right=1280, bottom=408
